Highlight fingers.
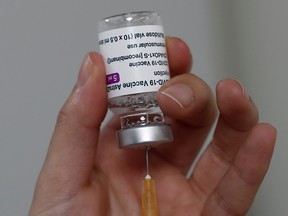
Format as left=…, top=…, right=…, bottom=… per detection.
left=150, top=38, right=210, bottom=172
left=202, top=123, right=276, bottom=216
left=155, top=73, right=217, bottom=172
left=166, top=37, right=192, bottom=76
left=216, top=80, right=258, bottom=131
left=188, top=80, right=260, bottom=200
left=158, top=73, right=216, bottom=127
left=31, top=52, right=107, bottom=208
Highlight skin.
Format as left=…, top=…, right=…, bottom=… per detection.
left=29, top=37, right=277, bottom=216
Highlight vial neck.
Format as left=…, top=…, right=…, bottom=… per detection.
left=120, top=111, right=165, bottom=129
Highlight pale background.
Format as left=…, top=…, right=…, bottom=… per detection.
left=0, top=0, right=287, bottom=215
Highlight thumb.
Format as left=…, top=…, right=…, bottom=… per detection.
left=30, top=52, right=107, bottom=213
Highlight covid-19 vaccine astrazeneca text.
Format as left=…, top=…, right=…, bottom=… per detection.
left=98, top=11, right=173, bottom=148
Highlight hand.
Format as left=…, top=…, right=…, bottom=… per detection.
left=29, top=37, right=277, bottom=216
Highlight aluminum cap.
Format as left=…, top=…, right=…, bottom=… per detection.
left=116, top=124, right=173, bottom=149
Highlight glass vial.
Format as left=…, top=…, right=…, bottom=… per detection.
left=98, top=11, right=173, bottom=148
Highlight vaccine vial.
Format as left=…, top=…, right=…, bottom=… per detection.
left=98, top=11, right=173, bottom=148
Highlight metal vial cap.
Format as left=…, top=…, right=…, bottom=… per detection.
left=116, top=124, right=173, bottom=149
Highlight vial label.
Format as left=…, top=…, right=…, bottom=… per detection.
left=98, top=25, right=170, bottom=99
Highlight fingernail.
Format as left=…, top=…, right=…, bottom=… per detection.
left=161, top=84, right=194, bottom=109
left=235, top=80, right=250, bottom=100
left=77, top=52, right=97, bottom=87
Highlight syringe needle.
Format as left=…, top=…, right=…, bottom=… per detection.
left=142, top=146, right=158, bottom=216
left=146, top=146, right=150, bottom=177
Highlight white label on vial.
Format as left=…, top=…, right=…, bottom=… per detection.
left=98, top=25, right=170, bottom=99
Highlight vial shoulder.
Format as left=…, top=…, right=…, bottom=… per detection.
left=98, top=11, right=162, bottom=32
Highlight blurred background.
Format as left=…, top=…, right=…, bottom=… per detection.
left=0, top=0, right=287, bottom=215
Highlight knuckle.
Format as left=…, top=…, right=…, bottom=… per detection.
left=56, top=105, right=76, bottom=127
